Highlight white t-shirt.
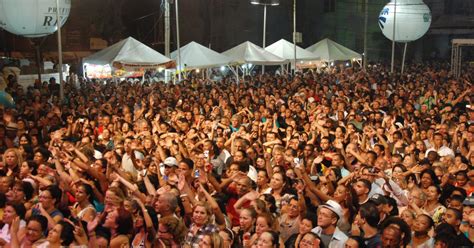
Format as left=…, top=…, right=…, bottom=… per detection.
left=121, top=151, right=144, bottom=176
left=425, top=146, right=455, bottom=158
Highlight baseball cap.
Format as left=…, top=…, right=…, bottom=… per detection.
left=162, top=157, right=178, bottom=167
left=394, top=122, right=404, bottom=129
left=159, top=157, right=178, bottom=175
left=319, top=200, right=343, bottom=220
left=369, top=194, right=388, bottom=205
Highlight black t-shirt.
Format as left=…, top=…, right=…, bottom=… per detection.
left=284, top=233, right=298, bottom=248
left=455, top=232, right=473, bottom=247
left=363, top=233, right=382, bottom=248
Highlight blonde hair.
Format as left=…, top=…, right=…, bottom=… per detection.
left=193, top=201, right=213, bottom=225
left=106, top=186, right=126, bottom=206
left=205, top=232, right=224, bottom=248
left=3, top=148, right=23, bottom=168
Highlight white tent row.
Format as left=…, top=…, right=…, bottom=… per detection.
left=82, top=37, right=362, bottom=80
left=170, top=39, right=362, bottom=78
left=83, top=37, right=361, bottom=69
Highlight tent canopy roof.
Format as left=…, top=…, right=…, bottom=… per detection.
left=171, top=41, right=232, bottom=69
left=223, top=41, right=287, bottom=65
left=265, top=39, right=319, bottom=61
left=306, top=38, right=362, bottom=62
left=83, top=37, right=171, bottom=66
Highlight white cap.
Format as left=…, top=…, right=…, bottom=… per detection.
left=395, top=122, right=404, bottom=129
left=93, top=150, right=103, bottom=160
left=159, top=157, right=178, bottom=175
left=163, top=157, right=178, bottom=167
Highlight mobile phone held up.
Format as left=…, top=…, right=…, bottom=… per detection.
left=293, top=157, right=302, bottom=169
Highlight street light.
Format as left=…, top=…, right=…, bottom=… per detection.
left=56, top=0, right=64, bottom=100
left=293, top=0, right=296, bottom=75
left=250, top=0, right=280, bottom=74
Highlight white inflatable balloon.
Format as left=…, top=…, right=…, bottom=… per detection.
left=0, top=0, right=71, bottom=38
left=378, top=0, right=431, bottom=42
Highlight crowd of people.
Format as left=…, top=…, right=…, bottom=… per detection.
left=0, top=62, right=473, bottom=248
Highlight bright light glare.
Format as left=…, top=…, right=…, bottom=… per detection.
left=220, top=66, right=226, bottom=71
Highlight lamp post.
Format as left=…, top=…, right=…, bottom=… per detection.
left=164, top=0, right=171, bottom=57
left=175, top=0, right=181, bottom=81
left=250, top=0, right=280, bottom=74
left=391, top=0, right=397, bottom=74
left=363, top=0, right=368, bottom=71
left=293, top=0, right=296, bottom=75
left=56, top=0, right=64, bottom=100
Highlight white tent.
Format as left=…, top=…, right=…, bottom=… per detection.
left=83, top=37, right=171, bottom=67
left=265, top=39, right=319, bottom=61
left=222, top=41, right=287, bottom=65
left=306, top=38, right=362, bottom=62
left=171, top=41, right=231, bottom=69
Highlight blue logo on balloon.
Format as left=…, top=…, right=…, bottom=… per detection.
left=378, top=8, right=389, bottom=29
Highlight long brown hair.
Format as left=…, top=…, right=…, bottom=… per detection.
left=160, top=215, right=187, bottom=244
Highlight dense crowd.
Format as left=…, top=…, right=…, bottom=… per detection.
left=0, top=62, right=473, bottom=248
